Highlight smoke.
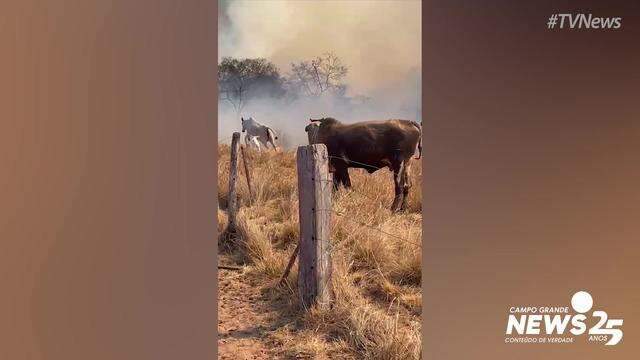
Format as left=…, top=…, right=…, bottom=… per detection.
left=218, top=0, right=421, bottom=147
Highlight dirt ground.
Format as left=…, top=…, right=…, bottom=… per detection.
left=218, top=256, right=278, bottom=360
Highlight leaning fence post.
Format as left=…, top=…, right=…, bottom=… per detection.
left=296, top=144, right=332, bottom=309
left=240, top=145, right=254, bottom=201
left=227, top=132, right=240, bottom=230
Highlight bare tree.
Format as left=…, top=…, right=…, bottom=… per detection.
left=218, top=57, right=285, bottom=115
left=287, top=52, right=348, bottom=98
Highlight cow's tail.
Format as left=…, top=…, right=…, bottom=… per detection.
left=266, top=127, right=278, bottom=140
left=266, top=127, right=278, bottom=150
left=410, top=121, right=422, bottom=159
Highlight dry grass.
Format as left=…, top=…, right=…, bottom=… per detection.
left=218, top=144, right=422, bottom=359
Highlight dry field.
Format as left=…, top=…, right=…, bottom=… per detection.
left=218, top=143, right=422, bottom=359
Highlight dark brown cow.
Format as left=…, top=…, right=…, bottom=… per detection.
left=305, top=117, right=422, bottom=212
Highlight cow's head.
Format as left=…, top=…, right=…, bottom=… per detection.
left=309, top=117, right=338, bottom=128
left=240, top=117, right=255, bottom=132
left=305, top=122, right=321, bottom=145
left=306, top=117, right=339, bottom=144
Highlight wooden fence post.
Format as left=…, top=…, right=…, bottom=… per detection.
left=240, top=145, right=254, bottom=201
left=296, top=144, right=332, bottom=309
left=227, top=132, right=240, bottom=230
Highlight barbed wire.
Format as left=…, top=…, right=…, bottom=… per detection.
left=338, top=212, right=421, bottom=248
left=327, top=155, right=384, bottom=171
left=225, top=145, right=421, bottom=281
left=315, top=207, right=421, bottom=249
left=234, top=149, right=423, bottom=300
left=311, top=160, right=421, bottom=249
left=324, top=154, right=421, bottom=203
left=339, top=181, right=390, bottom=204
left=311, top=165, right=421, bottom=249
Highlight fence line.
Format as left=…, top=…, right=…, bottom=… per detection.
left=221, top=142, right=422, bottom=305
left=325, top=155, right=422, bottom=205
left=327, top=155, right=384, bottom=171
left=312, top=178, right=381, bottom=204
left=312, top=171, right=422, bottom=249
left=331, top=209, right=422, bottom=248
left=221, top=146, right=420, bottom=249
left=313, top=207, right=422, bottom=249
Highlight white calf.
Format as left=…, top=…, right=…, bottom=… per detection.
left=241, top=117, right=278, bottom=151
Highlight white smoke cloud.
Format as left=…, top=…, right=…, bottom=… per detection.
left=218, top=0, right=421, bottom=147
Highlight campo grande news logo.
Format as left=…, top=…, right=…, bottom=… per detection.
left=505, top=291, right=623, bottom=346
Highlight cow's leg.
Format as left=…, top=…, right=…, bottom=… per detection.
left=342, top=168, right=351, bottom=188
left=332, top=165, right=349, bottom=192
left=258, top=138, right=269, bottom=152
left=330, top=161, right=340, bottom=191
left=328, top=162, right=340, bottom=192
left=332, top=169, right=343, bottom=191
left=267, top=131, right=278, bottom=150
left=390, top=160, right=405, bottom=212
left=400, top=161, right=412, bottom=211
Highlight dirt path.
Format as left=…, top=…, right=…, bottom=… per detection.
left=218, top=257, right=278, bottom=360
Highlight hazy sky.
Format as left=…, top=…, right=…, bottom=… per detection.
left=218, top=0, right=421, bottom=96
